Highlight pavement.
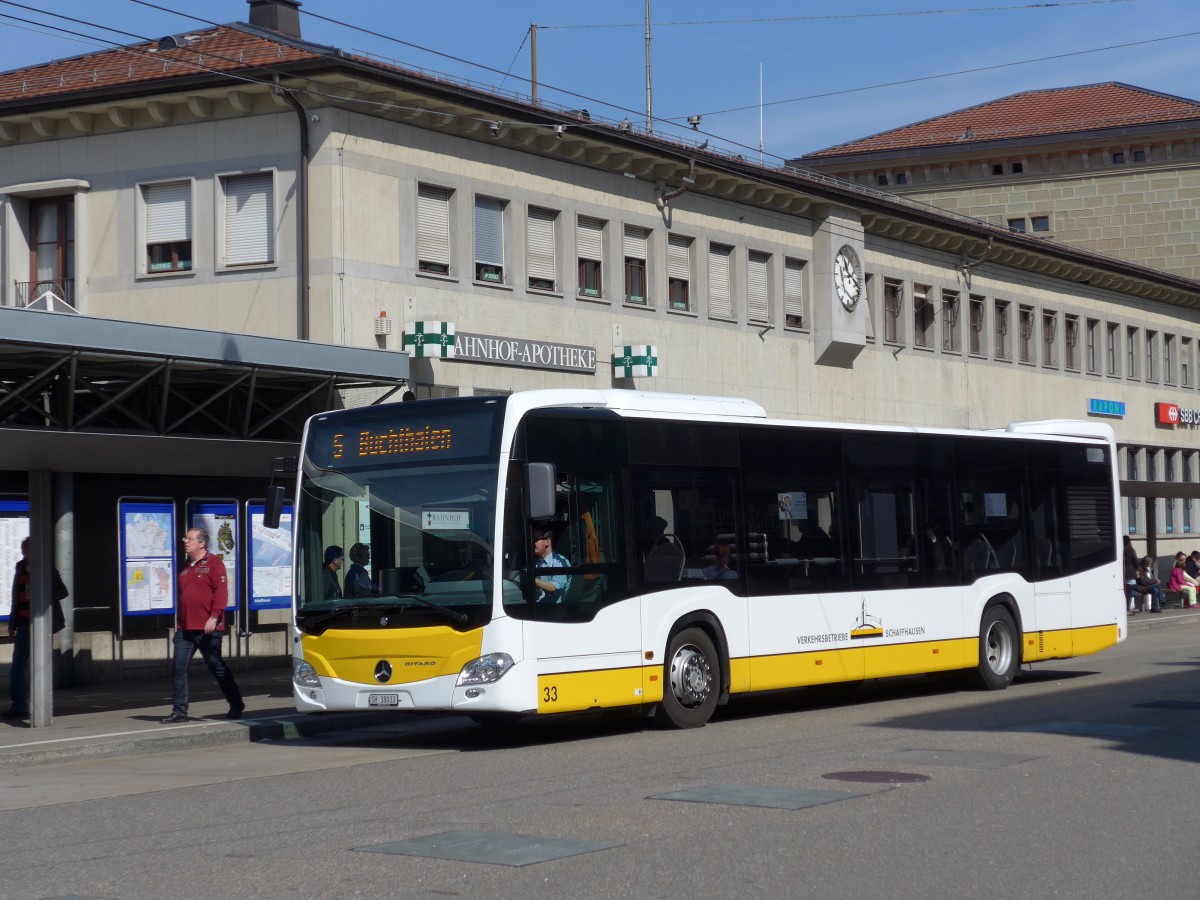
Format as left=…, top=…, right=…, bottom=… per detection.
left=1, top=604, right=1197, bottom=767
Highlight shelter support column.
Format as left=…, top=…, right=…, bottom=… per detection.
left=29, top=469, right=53, bottom=727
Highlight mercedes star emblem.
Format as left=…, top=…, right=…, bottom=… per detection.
left=374, top=660, right=392, bottom=684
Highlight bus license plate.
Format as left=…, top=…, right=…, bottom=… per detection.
left=368, top=693, right=399, bottom=707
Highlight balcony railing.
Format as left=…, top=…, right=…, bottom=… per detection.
left=13, top=279, right=76, bottom=312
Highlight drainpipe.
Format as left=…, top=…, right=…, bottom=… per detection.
left=656, top=159, right=697, bottom=209
left=278, top=83, right=310, bottom=340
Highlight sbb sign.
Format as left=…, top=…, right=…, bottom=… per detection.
left=1157, top=402, right=1200, bottom=426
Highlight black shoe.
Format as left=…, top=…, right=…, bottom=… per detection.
left=1150, top=609, right=1163, bottom=614
left=160, top=712, right=189, bottom=724
left=1, top=708, right=27, bottom=720
left=224, top=703, right=245, bottom=720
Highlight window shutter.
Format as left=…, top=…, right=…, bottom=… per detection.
left=623, top=225, right=648, bottom=260
left=474, top=196, right=504, bottom=265
left=784, top=259, right=804, bottom=324
left=577, top=216, right=604, bottom=261
left=667, top=234, right=690, bottom=280
left=145, top=181, right=191, bottom=243
left=526, top=207, right=556, bottom=286
left=417, top=185, right=451, bottom=267
left=747, top=251, right=769, bottom=323
left=224, top=172, right=273, bottom=266
left=708, top=243, right=732, bottom=319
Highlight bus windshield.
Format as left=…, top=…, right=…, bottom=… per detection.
left=294, top=399, right=505, bottom=633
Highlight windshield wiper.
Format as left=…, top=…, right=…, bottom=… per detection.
left=297, top=596, right=468, bottom=630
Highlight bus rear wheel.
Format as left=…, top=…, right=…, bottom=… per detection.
left=660, top=628, right=719, bottom=728
left=972, top=606, right=1018, bottom=690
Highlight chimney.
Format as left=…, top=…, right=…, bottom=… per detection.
left=248, top=0, right=302, bottom=39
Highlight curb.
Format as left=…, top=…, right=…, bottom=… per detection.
left=0, top=709, right=406, bottom=767
left=1126, top=608, right=1200, bottom=632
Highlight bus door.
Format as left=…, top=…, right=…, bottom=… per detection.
left=511, top=414, right=641, bottom=715
left=847, top=434, right=964, bottom=678
left=740, top=427, right=861, bottom=691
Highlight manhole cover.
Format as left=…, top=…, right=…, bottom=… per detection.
left=823, top=770, right=931, bottom=783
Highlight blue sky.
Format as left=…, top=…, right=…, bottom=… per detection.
left=2, top=1, right=1198, bottom=161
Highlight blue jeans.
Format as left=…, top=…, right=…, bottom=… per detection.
left=1136, top=585, right=1164, bottom=611
left=8, top=621, right=29, bottom=714
left=171, top=630, right=242, bottom=716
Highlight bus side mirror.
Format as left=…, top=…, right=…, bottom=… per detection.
left=525, top=462, right=556, bottom=521
left=263, top=484, right=286, bottom=529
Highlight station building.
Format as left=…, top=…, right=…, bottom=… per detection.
left=2, top=0, right=1198, bottom=699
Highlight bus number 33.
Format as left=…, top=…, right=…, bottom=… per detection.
left=543, top=685, right=558, bottom=703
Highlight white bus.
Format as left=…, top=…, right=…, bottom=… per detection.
left=284, top=390, right=1124, bottom=728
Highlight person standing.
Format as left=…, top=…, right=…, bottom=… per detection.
left=161, top=527, right=243, bottom=724
left=4, top=538, right=68, bottom=721
left=1122, top=536, right=1140, bottom=615
left=322, top=546, right=344, bottom=599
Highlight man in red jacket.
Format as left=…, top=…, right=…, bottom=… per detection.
left=161, top=527, right=244, bottom=724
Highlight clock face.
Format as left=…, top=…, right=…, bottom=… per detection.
left=834, top=246, right=862, bottom=311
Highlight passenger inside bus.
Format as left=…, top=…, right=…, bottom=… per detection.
left=702, top=543, right=737, bottom=580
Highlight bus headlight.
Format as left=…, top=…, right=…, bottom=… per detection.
left=457, top=653, right=515, bottom=686
left=293, top=659, right=321, bottom=687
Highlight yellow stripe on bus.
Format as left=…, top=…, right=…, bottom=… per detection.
left=1023, top=623, right=1119, bottom=662
left=538, top=667, right=655, bottom=713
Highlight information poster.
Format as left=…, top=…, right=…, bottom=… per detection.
left=0, top=499, right=30, bottom=620
left=247, top=500, right=293, bottom=610
left=119, top=498, right=176, bottom=616
left=187, top=499, right=238, bottom=610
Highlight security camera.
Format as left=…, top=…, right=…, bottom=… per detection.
left=687, top=114, right=702, bottom=130
left=310, top=114, right=320, bottom=123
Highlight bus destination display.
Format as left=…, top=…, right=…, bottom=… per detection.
left=308, top=407, right=496, bottom=468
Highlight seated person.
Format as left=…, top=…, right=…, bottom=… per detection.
left=532, top=528, right=572, bottom=603
left=702, top=543, right=738, bottom=580
left=343, top=543, right=378, bottom=598
left=322, top=545, right=343, bottom=599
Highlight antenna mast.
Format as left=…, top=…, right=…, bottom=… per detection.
left=644, top=0, right=653, bottom=132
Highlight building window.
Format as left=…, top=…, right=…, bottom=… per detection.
left=883, top=278, right=903, bottom=345
left=1085, top=318, right=1099, bottom=374
left=416, top=184, right=452, bottom=276
left=994, top=299, right=1010, bottom=360
left=1031, top=215, right=1050, bottom=233
left=526, top=206, right=557, bottom=291
left=1106, top=322, right=1119, bottom=375
left=941, top=289, right=960, bottom=353
left=895, top=172, right=908, bottom=185
left=1164, top=333, right=1176, bottom=385
left=708, top=242, right=734, bottom=319
left=1166, top=451, right=1177, bottom=534
left=1063, top=315, right=1079, bottom=371
left=1112, top=151, right=1125, bottom=164
left=473, top=195, right=506, bottom=284
left=877, top=174, right=888, bottom=186
left=747, top=251, right=770, bottom=325
left=576, top=215, right=605, bottom=298
left=623, top=225, right=649, bottom=304
left=415, top=383, right=459, bottom=400
left=1185, top=451, right=1194, bottom=534
left=667, top=234, right=692, bottom=311
left=1042, top=310, right=1058, bottom=368
left=969, top=294, right=985, bottom=356
left=1134, top=149, right=1146, bottom=162
left=1128, top=448, right=1139, bottom=533
left=1127, top=325, right=1139, bottom=379
left=913, top=284, right=934, bottom=349
left=864, top=273, right=875, bottom=342
left=219, top=172, right=274, bottom=267
left=992, top=163, right=1004, bottom=176
left=1018, top=305, right=1035, bottom=363
left=784, top=258, right=805, bottom=328
left=141, top=180, right=192, bottom=273
left=1012, top=162, right=1024, bottom=174
left=1007, top=218, right=1026, bottom=233
left=29, top=196, right=75, bottom=307
left=1145, top=329, right=1157, bottom=382
left=1183, top=338, right=1193, bottom=387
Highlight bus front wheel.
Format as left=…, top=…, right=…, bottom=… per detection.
left=660, top=628, right=719, bottom=728
left=972, top=606, right=1018, bottom=690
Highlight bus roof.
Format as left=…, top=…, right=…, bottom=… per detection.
left=504, top=389, right=769, bottom=419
